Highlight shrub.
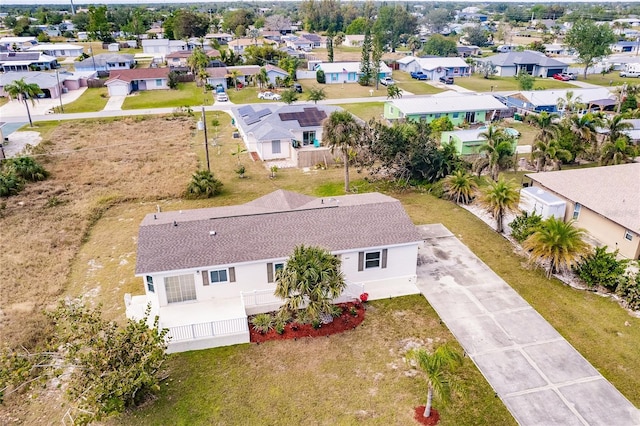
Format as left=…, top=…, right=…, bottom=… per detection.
left=311, top=319, right=322, bottom=329
left=167, top=71, right=179, bottom=89
left=185, top=169, right=223, bottom=199
left=616, top=271, right=640, bottom=311
left=329, top=304, right=343, bottom=318
left=316, top=70, right=325, bottom=84
left=510, top=211, right=542, bottom=243
left=251, top=314, right=274, bottom=334
left=7, top=156, right=49, bottom=182
left=349, top=306, right=358, bottom=317
left=574, top=246, right=627, bottom=290
left=0, top=172, right=24, bottom=197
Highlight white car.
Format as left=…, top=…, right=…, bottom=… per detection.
left=258, top=91, right=282, bottom=101
left=216, top=92, right=228, bottom=102
left=380, top=77, right=395, bottom=86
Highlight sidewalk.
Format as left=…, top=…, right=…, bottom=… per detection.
left=415, top=224, right=639, bottom=426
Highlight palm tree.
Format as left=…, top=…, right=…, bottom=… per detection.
left=477, top=125, right=515, bottom=181
left=407, top=36, right=421, bottom=56
left=406, top=344, right=463, bottom=418
left=185, top=170, right=223, bottom=199
left=274, top=245, right=346, bottom=321
left=386, top=85, right=403, bottom=99
left=599, top=136, right=638, bottom=165
left=4, top=78, right=43, bottom=127
left=226, top=69, right=242, bottom=90
left=478, top=177, right=520, bottom=233
left=523, top=217, right=590, bottom=278
left=256, top=67, right=269, bottom=89
left=246, top=28, right=260, bottom=46
left=231, top=143, right=247, bottom=165
left=604, top=114, right=633, bottom=145
left=567, top=113, right=601, bottom=159
left=323, top=111, right=361, bottom=192
left=526, top=112, right=560, bottom=171
left=443, top=170, right=477, bottom=204
left=556, top=91, right=584, bottom=117
left=531, top=139, right=572, bottom=171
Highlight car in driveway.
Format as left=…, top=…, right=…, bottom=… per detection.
left=410, top=71, right=427, bottom=80
left=552, top=73, right=571, bottom=81
left=439, top=76, right=454, bottom=85
left=380, top=77, right=395, bottom=86
left=216, top=92, right=228, bottom=102
left=258, top=91, right=282, bottom=101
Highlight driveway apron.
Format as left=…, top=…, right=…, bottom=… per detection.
left=415, top=224, right=639, bottom=426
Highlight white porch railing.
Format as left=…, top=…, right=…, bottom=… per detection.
left=164, top=317, right=249, bottom=342
left=240, top=281, right=365, bottom=310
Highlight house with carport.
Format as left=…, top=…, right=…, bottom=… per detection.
left=525, top=163, right=640, bottom=260
left=0, top=71, right=65, bottom=98
left=476, top=50, right=568, bottom=78
left=0, top=52, right=58, bottom=72
left=104, top=68, right=170, bottom=96
left=27, top=43, right=83, bottom=58
left=384, top=92, right=509, bottom=125
left=505, top=87, right=615, bottom=114
left=125, top=189, right=424, bottom=352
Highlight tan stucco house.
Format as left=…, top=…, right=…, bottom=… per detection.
left=526, top=163, right=640, bottom=259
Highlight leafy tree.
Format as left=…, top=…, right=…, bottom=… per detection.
left=281, top=89, right=298, bottom=104
left=527, top=40, right=546, bottom=53
left=429, top=116, right=454, bottom=133
left=443, top=170, right=477, bottom=204
left=222, top=9, right=254, bottom=34
left=516, top=70, right=534, bottom=91
left=275, top=245, right=346, bottom=322
left=465, top=26, right=489, bottom=47
left=0, top=171, right=24, bottom=197
left=509, top=211, right=543, bottom=243
left=71, top=12, right=90, bottom=31
left=565, top=20, right=616, bottom=80
left=87, top=5, right=114, bottom=42
left=386, top=85, right=403, bottom=99
left=422, top=35, right=457, bottom=57
left=167, top=71, right=179, bottom=89
left=307, top=86, right=327, bottom=104
left=424, top=8, right=451, bottom=34
left=406, top=344, right=463, bottom=418
left=264, top=15, right=292, bottom=32
left=371, top=34, right=383, bottom=90
left=477, top=61, right=496, bottom=79
left=575, top=246, right=627, bottom=290
left=345, top=17, right=367, bottom=35
left=278, top=56, right=300, bottom=82
left=373, top=5, right=417, bottom=51
left=185, top=169, right=223, bottom=199
left=316, top=69, right=326, bottom=84
left=359, top=27, right=372, bottom=86
left=243, top=44, right=288, bottom=66
left=523, top=217, right=590, bottom=278
left=3, top=78, right=42, bottom=127
left=323, top=111, right=361, bottom=192
left=6, top=156, right=48, bottom=182
left=407, top=36, right=422, bottom=56
left=478, top=177, right=520, bottom=233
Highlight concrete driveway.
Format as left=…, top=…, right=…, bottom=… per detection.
left=415, top=224, right=639, bottom=426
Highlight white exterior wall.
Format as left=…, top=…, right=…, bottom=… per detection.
left=496, top=65, right=517, bottom=77
left=107, top=81, right=131, bottom=96
left=258, top=138, right=291, bottom=160
left=267, top=71, right=288, bottom=85
left=139, top=78, right=168, bottom=91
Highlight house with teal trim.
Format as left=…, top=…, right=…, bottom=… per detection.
left=384, top=93, right=509, bottom=125
left=440, top=127, right=518, bottom=155
left=316, top=61, right=392, bottom=84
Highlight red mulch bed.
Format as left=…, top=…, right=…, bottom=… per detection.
left=249, top=302, right=365, bottom=343
left=414, top=407, right=440, bottom=425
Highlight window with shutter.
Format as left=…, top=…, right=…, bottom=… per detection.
left=201, top=270, right=210, bottom=286
left=358, top=252, right=364, bottom=271
left=267, top=263, right=274, bottom=283
left=229, top=267, right=236, bottom=282
left=381, top=249, right=388, bottom=269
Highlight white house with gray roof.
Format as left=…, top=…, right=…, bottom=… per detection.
left=126, top=190, right=423, bottom=352
left=476, top=50, right=569, bottom=78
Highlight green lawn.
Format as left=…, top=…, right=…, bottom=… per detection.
left=0, top=97, right=8, bottom=107
left=61, top=87, right=109, bottom=113
left=456, top=75, right=575, bottom=92
left=393, top=71, right=446, bottom=95
left=116, top=296, right=515, bottom=426
left=122, top=82, right=212, bottom=110
left=579, top=72, right=640, bottom=88
left=337, top=102, right=385, bottom=122
left=227, top=85, right=262, bottom=104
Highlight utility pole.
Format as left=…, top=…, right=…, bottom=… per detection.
left=201, top=106, right=210, bottom=172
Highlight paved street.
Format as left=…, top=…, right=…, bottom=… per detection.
left=415, top=224, right=640, bottom=426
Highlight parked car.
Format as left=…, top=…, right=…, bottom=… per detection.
left=215, top=84, right=225, bottom=94
left=564, top=73, right=577, bottom=80
left=258, top=91, right=282, bottom=101
left=293, top=83, right=303, bottom=93
left=216, top=92, right=228, bottom=102
left=439, top=76, right=454, bottom=85
left=410, top=71, right=425, bottom=79
left=415, top=74, right=428, bottom=80
left=553, top=73, right=571, bottom=81
left=619, top=71, right=640, bottom=78
left=380, top=77, right=395, bottom=86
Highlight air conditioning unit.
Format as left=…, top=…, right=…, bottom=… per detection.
left=232, top=132, right=240, bottom=139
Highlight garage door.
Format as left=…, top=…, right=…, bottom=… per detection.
left=108, top=83, right=129, bottom=96
left=546, top=68, right=564, bottom=77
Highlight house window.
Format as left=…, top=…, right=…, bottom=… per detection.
left=573, top=203, right=581, bottom=220
left=146, top=276, right=155, bottom=293
left=164, top=274, right=196, bottom=304
left=358, top=249, right=388, bottom=271
left=210, top=269, right=228, bottom=283
left=272, top=140, right=281, bottom=154
left=303, top=131, right=316, bottom=145
left=624, top=230, right=633, bottom=241
left=365, top=251, right=381, bottom=269
left=266, top=262, right=284, bottom=283
left=435, top=113, right=441, bottom=118
left=332, top=73, right=338, bottom=81
left=155, top=79, right=163, bottom=87
left=452, top=112, right=459, bottom=118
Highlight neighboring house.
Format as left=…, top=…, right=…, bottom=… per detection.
left=384, top=92, right=509, bottom=125
left=0, top=71, right=64, bottom=98
left=27, top=43, right=84, bottom=58
left=0, top=52, right=58, bottom=72
left=440, top=128, right=518, bottom=155
left=104, top=68, right=170, bottom=96
left=226, top=65, right=260, bottom=86
left=205, top=67, right=229, bottom=89
left=142, top=39, right=187, bottom=59
left=505, top=87, right=615, bottom=114
left=543, top=44, right=571, bottom=56
left=316, top=61, right=392, bottom=84
left=476, top=50, right=569, bottom=78
left=261, top=30, right=284, bottom=42
left=125, top=189, right=423, bottom=352
left=166, top=49, right=222, bottom=69
left=457, top=45, right=481, bottom=58
left=74, top=53, right=135, bottom=72
left=264, top=64, right=289, bottom=85
left=299, top=33, right=326, bottom=49
left=458, top=12, right=488, bottom=22
left=610, top=41, right=640, bottom=54
left=621, top=119, right=640, bottom=143
left=0, top=36, right=38, bottom=51
left=284, top=36, right=314, bottom=52
left=232, top=103, right=342, bottom=167
left=397, top=56, right=470, bottom=80
left=228, top=38, right=276, bottom=54
left=205, top=32, right=234, bottom=44
left=343, top=35, right=365, bottom=47
left=526, top=163, right=640, bottom=260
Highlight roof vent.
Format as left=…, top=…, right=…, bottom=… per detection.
left=209, top=230, right=216, bottom=236
left=173, top=221, right=178, bottom=227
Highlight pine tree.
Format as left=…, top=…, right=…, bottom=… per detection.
left=359, top=28, right=372, bottom=86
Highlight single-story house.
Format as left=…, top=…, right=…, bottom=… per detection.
left=543, top=44, right=572, bottom=56
left=205, top=67, right=229, bottom=89
left=316, top=61, right=392, bottom=84
left=384, top=92, right=509, bottom=125
left=457, top=45, right=481, bottom=58
left=0, top=36, right=38, bottom=51
left=476, top=50, right=569, bottom=78
left=611, top=41, right=640, bottom=54
left=205, top=32, right=234, bottom=44
left=261, top=30, right=284, bottom=42
left=141, top=39, right=187, bottom=59
left=104, top=68, right=170, bottom=96
left=621, top=119, right=640, bottom=143
left=74, top=53, right=135, bottom=73
left=505, top=87, right=615, bottom=114
left=526, top=163, right=640, bottom=260
left=440, top=127, right=518, bottom=155
left=126, top=189, right=423, bottom=352
left=205, top=64, right=288, bottom=89
left=458, top=12, right=488, bottom=22
left=225, top=65, right=260, bottom=86
left=0, top=71, right=64, bottom=99
left=27, top=43, right=84, bottom=58
left=228, top=38, right=277, bottom=54
left=232, top=103, right=342, bottom=167
left=284, top=36, right=314, bottom=52
left=0, top=52, right=58, bottom=72
left=343, top=35, right=365, bottom=47
left=397, top=56, right=471, bottom=80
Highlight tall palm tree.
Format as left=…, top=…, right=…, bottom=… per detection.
left=323, top=111, right=361, bottom=192
left=599, top=137, right=638, bottom=165
left=477, top=125, right=515, bottom=181
left=256, top=67, right=269, bottom=89
left=526, top=112, right=560, bottom=171
left=406, top=36, right=421, bottom=56
left=478, top=177, right=520, bottom=233
left=227, top=69, right=242, bottom=90
left=523, top=217, right=590, bottom=278
left=274, top=245, right=346, bottom=321
left=567, top=113, right=601, bottom=159
left=406, top=344, right=463, bottom=418
left=604, top=114, right=633, bottom=145
left=4, top=78, right=43, bottom=127
left=443, top=170, right=477, bottom=204
left=556, top=90, right=584, bottom=118
left=531, top=139, right=572, bottom=171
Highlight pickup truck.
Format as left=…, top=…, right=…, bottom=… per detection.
left=410, top=71, right=427, bottom=80
left=379, top=77, right=395, bottom=86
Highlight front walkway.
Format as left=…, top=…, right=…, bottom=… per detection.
left=415, top=224, right=639, bottom=426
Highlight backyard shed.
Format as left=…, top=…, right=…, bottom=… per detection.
left=519, top=186, right=566, bottom=220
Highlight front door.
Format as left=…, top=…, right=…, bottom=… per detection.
left=164, top=274, right=196, bottom=304
left=465, top=111, right=476, bottom=123
left=132, top=80, right=139, bottom=91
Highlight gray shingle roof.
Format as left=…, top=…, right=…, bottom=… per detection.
left=135, top=190, right=422, bottom=274
left=480, top=50, right=567, bottom=68
left=76, top=53, right=134, bottom=68
left=526, top=163, right=640, bottom=232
